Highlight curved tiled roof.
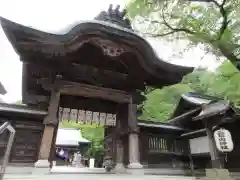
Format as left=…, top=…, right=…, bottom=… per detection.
left=56, top=128, right=90, bottom=147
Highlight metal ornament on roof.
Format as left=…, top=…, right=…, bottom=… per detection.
left=214, top=128, right=234, bottom=153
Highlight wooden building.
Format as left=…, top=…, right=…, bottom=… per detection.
left=0, top=4, right=193, bottom=173
left=169, top=92, right=240, bottom=177
left=0, top=92, right=239, bottom=178
left=0, top=103, right=46, bottom=164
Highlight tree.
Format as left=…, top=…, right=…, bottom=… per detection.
left=140, top=83, right=193, bottom=121
left=141, top=61, right=240, bottom=121
left=127, top=0, right=240, bottom=68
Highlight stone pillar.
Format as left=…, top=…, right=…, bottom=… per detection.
left=127, top=101, right=143, bottom=173
left=34, top=86, right=60, bottom=174
left=114, top=138, right=126, bottom=173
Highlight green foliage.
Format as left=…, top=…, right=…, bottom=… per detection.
left=127, top=0, right=240, bottom=65
left=141, top=61, right=240, bottom=121
left=140, top=84, right=193, bottom=121
left=60, top=121, right=105, bottom=159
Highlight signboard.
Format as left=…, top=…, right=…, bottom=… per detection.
left=189, top=136, right=210, bottom=154
left=214, top=128, right=234, bottom=153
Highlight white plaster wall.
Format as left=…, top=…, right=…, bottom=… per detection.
left=189, top=136, right=210, bottom=154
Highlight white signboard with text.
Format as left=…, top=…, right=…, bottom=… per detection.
left=190, top=136, right=210, bottom=154
left=214, top=128, right=234, bottom=153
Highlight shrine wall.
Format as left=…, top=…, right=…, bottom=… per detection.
left=104, top=125, right=190, bottom=169
left=0, top=109, right=44, bottom=165
left=139, top=127, right=189, bottom=169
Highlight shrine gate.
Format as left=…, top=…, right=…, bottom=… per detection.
left=0, top=5, right=193, bottom=173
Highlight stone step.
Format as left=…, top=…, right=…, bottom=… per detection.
left=3, top=174, right=196, bottom=180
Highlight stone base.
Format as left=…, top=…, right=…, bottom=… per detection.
left=72, top=161, right=85, bottom=168
left=204, top=169, right=234, bottom=180
left=114, top=163, right=127, bottom=174
left=33, top=160, right=51, bottom=174
left=127, top=162, right=144, bottom=175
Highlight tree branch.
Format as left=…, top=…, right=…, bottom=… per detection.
left=189, top=0, right=229, bottom=40
left=140, top=2, right=196, bottom=38
left=161, top=2, right=195, bottom=35
left=145, top=31, right=179, bottom=37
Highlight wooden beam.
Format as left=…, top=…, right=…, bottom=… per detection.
left=59, top=80, right=131, bottom=103
left=181, top=129, right=206, bottom=137
left=37, top=79, right=131, bottom=103
left=25, top=61, right=132, bottom=88
left=168, top=108, right=201, bottom=124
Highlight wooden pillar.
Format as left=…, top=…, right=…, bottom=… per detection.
left=114, top=105, right=126, bottom=173
left=49, top=125, right=58, bottom=167
left=204, top=120, right=222, bottom=169
left=35, top=86, right=60, bottom=168
left=127, top=99, right=143, bottom=170
left=187, top=139, right=195, bottom=176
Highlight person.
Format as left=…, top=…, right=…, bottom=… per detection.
left=67, top=153, right=74, bottom=167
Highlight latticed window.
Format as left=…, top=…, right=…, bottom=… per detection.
left=148, top=136, right=168, bottom=153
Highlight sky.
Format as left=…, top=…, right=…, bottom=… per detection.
left=0, top=0, right=221, bottom=103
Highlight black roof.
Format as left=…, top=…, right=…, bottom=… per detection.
left=138, top=119, right=186, bottom=131
left=0, top=102, right=47, bottom=116
left=0, top=5, right=193, bottom=90
left=169, top=92, right=239, bottom=125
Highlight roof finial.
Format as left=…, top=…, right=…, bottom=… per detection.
left=94, top=4, right=132, bottom=30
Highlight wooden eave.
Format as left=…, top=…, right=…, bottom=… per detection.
left=192, top=100, right=237, bottom=121
left=169, top=107, right=202, bottom=125
left=170, top=92, right=217, bottom=119
left=0, top=17, right=193, bottom=88
left=138, top=119, right=187, bottom=132
left=180, top=129, right=206, bottom=139
left=0, top=102, right=47, bottom=116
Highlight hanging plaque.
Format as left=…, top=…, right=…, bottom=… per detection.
left=99, top=113, right=106, bottom=125
left=62, top=108, right=70, bottom=121
left=77, top=110, right=86, bottom=124
left=214, top=128, right=234, bottom=153
left=92, top=112, right=100, bottom=125
left=112, top=114, right=116, bottom=126
left=106, top=114, right=113, bottom=126
left=85, top=111, right=93, bottom=124
left=70, top=109, right=78, bottom=122
left=58, top=107, right=63, bottom=121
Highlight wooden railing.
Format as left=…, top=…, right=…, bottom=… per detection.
left=148, top=135, right=187, bottom=155
left=0, top=122, right=16, bottom=180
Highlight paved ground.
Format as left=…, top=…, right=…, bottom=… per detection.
left=3, top=174, right=197, bottom=180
